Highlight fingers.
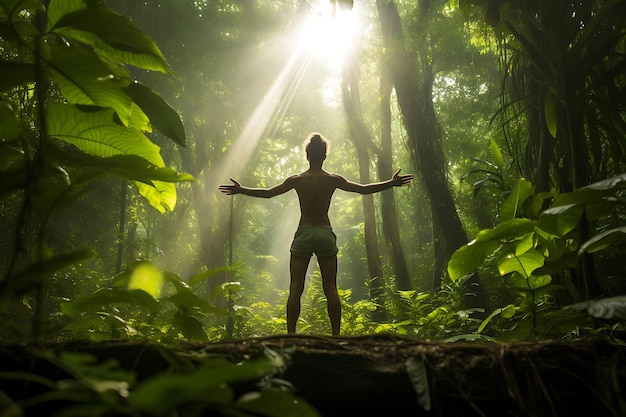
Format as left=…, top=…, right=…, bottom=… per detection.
left=394, top=169, right=414, bottom=186
left=219, top=178, right=240, bottom=195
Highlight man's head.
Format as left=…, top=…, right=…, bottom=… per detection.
left=304, top=133, right=329, bottom=163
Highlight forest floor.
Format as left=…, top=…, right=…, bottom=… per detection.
left=2, top=335, right=626, bottom=416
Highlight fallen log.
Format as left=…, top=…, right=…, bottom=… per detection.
left=1, top=335, right=625, bottom=416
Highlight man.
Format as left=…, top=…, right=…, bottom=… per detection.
left=219, top=133, right=413, bottom=335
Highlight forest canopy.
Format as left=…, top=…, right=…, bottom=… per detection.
left=1, top=0, right=626, bottom=345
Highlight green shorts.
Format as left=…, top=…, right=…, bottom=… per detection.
left=290, top=226, right=338, bottom=258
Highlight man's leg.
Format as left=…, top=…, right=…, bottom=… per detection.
left=318, top=255, right=340, bottom=335
left=288, top=254, right=310, bottom=333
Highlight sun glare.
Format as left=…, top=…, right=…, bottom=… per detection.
left=300, top=3, right=358, bottom=70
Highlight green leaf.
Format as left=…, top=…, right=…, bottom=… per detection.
left=128, top=357, right=274, bottom=414
left=579, top=227, right=626, bottom=255
left=46, top=0, right=87, bottom=29
left=48, top=43, right=141, bottom=128
left=476, top=304, right=517, bottom=334
left=46, top=103, right=163, bottom=164
left=514, top=232, right=535, bottom=256
left=134, top=180, right=177, bottom=213
left=544, top=87, right=558, bottom=138
left=474, top=218, right=537, bottom=243
left=489, top=136, right=505, bottom=170
left=128, top=262, right=163, bottom=299
left=498, top=249, right=545, bottom=277
left=537, top=203, right=584, bottom=237
left=582, top=172, right=626, bottom=192
left=125, top=81, right=186, bottom=146
left=447, top=240, right=501, bottom=281
left=167, top=292, right=220, bottom=315
left=188, top=265, right=239, bottom=287
left=500, top=178, right=535, bottom=220
left=49, top=5, right=172, bottom=74
left=211, top=281, right=242, bottom=303
left=509, top=274, right=552, bottom=291
left=171, top=312, right=208, bottom=341
left=48, top=144, right=194, bottom=184
left=46, top=104, right=179, bottom=212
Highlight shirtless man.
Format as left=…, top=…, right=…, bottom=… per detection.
left=219, top=133, right=414, bottom=335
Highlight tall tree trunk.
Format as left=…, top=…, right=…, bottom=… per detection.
left=341, top=45, right=387, bottom=322
left=379, top=60, right=411, bottom=291
left=376, top=0, right=489, bottom=313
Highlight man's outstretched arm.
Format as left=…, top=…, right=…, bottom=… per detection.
left=338, top=168, right=414, bottom=195
left=219, top=177, right=295, bottom=198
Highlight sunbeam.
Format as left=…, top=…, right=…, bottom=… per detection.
left=210, top=1, right=361, bottom=297
left=213, top=1, right=360, bottom=189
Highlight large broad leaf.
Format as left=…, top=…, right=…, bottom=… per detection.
left=125, top=81, right=186, bottom=146
left=583, top=173, right=626, bottom=192
left=579, top=227, right=626, bottom=255
left=47, top=43, right=147, bottom=129
left=500, top=178, right=535, bottom=220
left=509, top=274, right=552, bottom=291
left=134, top=180, right=177, bottom=213
left=447, top=240, right=501, bottom=281
left=537, top=203, right=584, bottom=237
left=46, top=103, right=178, bottom=212
left=498, top=249, right=545, bottom=277
left=448, top=219, right=537, bottom=280
left=47, top=103, right=161, bottom=163
left=48, top=3, right=172, bottom=74
left=473, top=218, right=536, bottom=243
left=48, top=143, right=194, bottom=185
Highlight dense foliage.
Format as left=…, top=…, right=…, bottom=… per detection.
left=1, top=0, right=625, bottom=415
left=0, top=0, right=624, bottom=357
